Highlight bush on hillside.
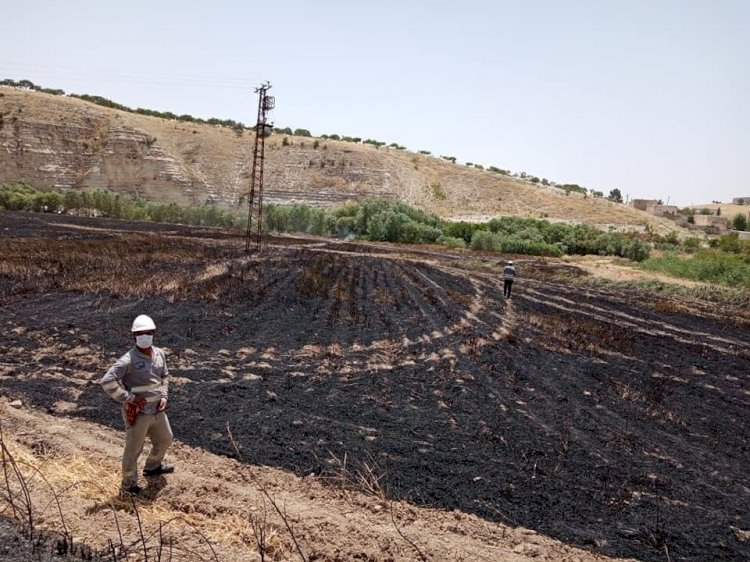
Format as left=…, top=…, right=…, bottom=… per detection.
left=622, top=239, right=651, bottom=262
left=443, top=221, right=486, bottom=244
left=470, top=230, right=503, bottom=252
left=438, top=236, right=467, bottom=250
left=683, top=237, right=702, bottom=253
left=709, top=232, right=750, bottom=255
left=335, top=216, right=358, bottom=239
left=367, top=210, right=442, bottom=244
left=499, top=237, right=564, bottom=257
left=732, top=213, right=748, bottom=231
left=469, top=230, right=562, bottom=257
left=608, top=188, right=623, bottom=203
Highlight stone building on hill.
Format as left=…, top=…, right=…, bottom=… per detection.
left=631, top=199, right=678, bottom=218
left=693, top=215, right=729, bottom=233
left=632, top=199, right=659, bottom=211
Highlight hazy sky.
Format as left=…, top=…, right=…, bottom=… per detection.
left=3, top=0, right=748, bottom=205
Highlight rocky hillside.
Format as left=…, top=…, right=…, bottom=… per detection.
left=0, top=87, right=679, bottom=231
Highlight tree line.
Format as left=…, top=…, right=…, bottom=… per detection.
left=0, top=182, right=239, bottom=227
left=1, top=182, right=653, bottom=261
left=1, top=78, right=247, bottom=131
left=264, top=198, right=652, bottom=261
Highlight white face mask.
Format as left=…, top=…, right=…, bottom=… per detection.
left=135, top=334, right=153, bottom=348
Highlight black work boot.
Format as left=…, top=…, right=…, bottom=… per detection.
left=121, top=484, right=143, bottom=497
left=143, top=463, right=175, bottom=476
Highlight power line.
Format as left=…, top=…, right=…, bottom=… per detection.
left=0, top=61, right=258, bottom=89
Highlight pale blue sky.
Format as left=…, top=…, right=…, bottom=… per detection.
left=3, top=0, right=748, bottom=205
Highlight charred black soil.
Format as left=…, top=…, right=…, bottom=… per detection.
left=1, top=210, right=749, bottom=561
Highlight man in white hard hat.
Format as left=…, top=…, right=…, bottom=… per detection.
left=503, top=260, right=516, bottom=299
left=100, top=314, right=174, bottom=496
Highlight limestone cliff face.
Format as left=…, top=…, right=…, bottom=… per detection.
left=0, top=90, right=200, bottom=205
left=0, top=87, right=678, bottom=231
left=0, top=88, right=447, bottom=211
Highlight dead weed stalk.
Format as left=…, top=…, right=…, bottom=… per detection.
left=325, top=450, right=387, bottom=501
left=324, top=450, right=428, bottom=561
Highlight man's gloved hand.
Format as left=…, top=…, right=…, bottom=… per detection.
left=125, top=396, right=147, bottom=426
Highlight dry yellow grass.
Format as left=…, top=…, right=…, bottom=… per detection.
left=688, top=203, right=750, bottom=220
left=1, top=432, right=270, bottom=553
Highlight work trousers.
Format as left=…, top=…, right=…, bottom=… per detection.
left=503, top=279, right=513, bottom=298
left=121, top=410, right=173, bottom=488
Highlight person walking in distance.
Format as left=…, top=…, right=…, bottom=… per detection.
left=503, top=260, right=516, bottom=299
left=100, top=314, right=174, bottom=496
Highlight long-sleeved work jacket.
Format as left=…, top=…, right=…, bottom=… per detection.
left=100, top=346, right=169, bottom=415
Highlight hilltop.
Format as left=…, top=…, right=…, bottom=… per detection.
left=0, top=87, right=684, bottom=234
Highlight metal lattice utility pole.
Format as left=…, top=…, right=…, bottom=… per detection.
left=245, top=82, right=274, bottom=253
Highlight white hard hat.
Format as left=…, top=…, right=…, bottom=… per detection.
left=507, top=260, right=514, bottom=265
left=131, top=314, right=156, bottom=332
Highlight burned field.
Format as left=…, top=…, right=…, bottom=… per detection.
left=1, top=210, right=749, bottom=561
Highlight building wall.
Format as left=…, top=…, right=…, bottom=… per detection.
left=632, top=198, right=659, bottom=211
left=693, top=215, right=729, bottom=229
left=647, top=204, right=679, bottom=217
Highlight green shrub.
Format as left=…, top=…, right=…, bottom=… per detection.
left=289, top=204, right=312, bottom=232
left=498, top=237, right=563, bottom=257
left=717, top=232, right=742, bottom=253
left=594, top=233, right=625, bottom=256
left=538, top=222, right=572, bottom=244
left=354, top=198, right=392, bottom=234
left=308, top=209, right=328, bottom=235
left=431, top=183, right=447, bottom=200
left=470, top=230, right=503, bottom=251
left=608, top=188, right=623, bottom=203
left=335, top=216, right=358, bottom=239
left=732, top=213, right=748, bottom=231
left=559, top=224, right=603, bottom=255
left=642, top=250, right=750, bottom=288
left=438, top=236, right=467, bottom=249
left=683, top=237, right=702, bottom=253
left=0, top=180, right=37, bottom=210
left=622, top=239, right=650, bottom=262
left=364, top=209, right=440, bottom=244
left=486, top=216, right=545, bottom=238
left=469, top=230, right=563, bottom=256
left=444, top=221, right=486, bottom=244
left=0, top=183, right=239, bottom=227
left=399, top=220, right=442, bottom=244
left=488, top=166, right=509, bottom=175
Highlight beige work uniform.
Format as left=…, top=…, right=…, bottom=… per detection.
left=101, top=346, right=172, bottom=488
